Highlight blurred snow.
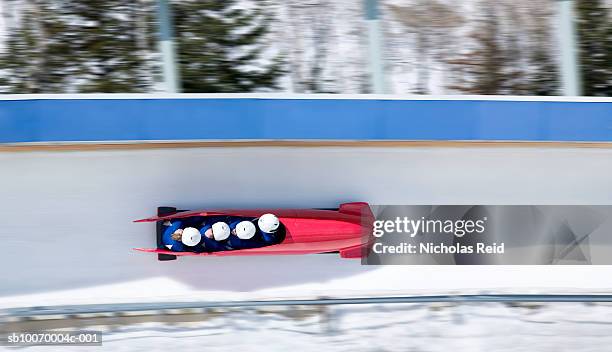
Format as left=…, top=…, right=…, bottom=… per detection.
left=14, top=302, right=612, bottom=352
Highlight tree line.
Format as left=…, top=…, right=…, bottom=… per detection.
left=0, top=0, right=610, bottom=96
left=0, top=0, right=282, bottom=93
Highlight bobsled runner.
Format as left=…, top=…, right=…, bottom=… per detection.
left=134, top=202, right=373, bottom=261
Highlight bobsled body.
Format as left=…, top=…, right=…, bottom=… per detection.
left=134, top=202, right=373, bottom=260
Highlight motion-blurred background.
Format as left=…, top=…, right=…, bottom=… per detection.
left=0, top=0, right=610, bottom=96
left=1, top=2, right=612, bottom=351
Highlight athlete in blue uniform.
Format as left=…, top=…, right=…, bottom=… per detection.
left=161, top=220, right=201, bottom=252
left=257, top=213, right=281, bottom=245
left=227, top=219, right=260, bottom=249
left=161, top=220, right=186, bottom=252
left=195, top=218, right=231, bottom=253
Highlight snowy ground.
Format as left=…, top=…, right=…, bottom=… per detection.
left=6, top=302, right=612, bottom=352
left=1, top=146, right=612, bottom=310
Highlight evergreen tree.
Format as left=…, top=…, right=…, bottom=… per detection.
left=576, top=0, right=612, bottom=96
left=172, top=0, right=283, bottom=92
left=0, top=0, right=151, bottom=93
left=0, top=2, right=69, bottom=93
left=0, top=0, right=283, bottom=93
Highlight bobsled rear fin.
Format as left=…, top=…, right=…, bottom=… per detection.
left=134, top=210, right=211, bottom=223
left=133, top=248, right=199, bottom=256
left=133, top=217, right=156, bottom=223
left=134, top=247, right=158, bottom=253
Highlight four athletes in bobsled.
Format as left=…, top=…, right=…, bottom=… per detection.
left=162, top=213, right=281, bottom=253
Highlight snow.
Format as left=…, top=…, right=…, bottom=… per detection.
left=8, top=302, right=612, bottom=351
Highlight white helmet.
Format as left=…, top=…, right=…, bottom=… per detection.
left=181, top=227, right=202, bottom=247
left=235, top=221, right=256, bottom=239
left=212, top=222, right=230, bottom=241
left=258, top=213, right=280, bottom=233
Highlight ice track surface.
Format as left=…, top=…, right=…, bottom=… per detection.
left=1, top=146, right=612, bottom=308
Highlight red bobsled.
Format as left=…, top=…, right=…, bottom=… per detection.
left=134, top=202, right=373, bottom=261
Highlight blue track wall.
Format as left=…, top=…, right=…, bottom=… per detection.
left=0, top=97, right=611, bottom=143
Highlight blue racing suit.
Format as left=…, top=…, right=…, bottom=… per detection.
left=196, top=216, right=231, bottom=252
left=161, top=220, right=186, bottom=252
left=227, top=218, right=262, bottom=250
left=259, top=230, right=278, bottom=245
